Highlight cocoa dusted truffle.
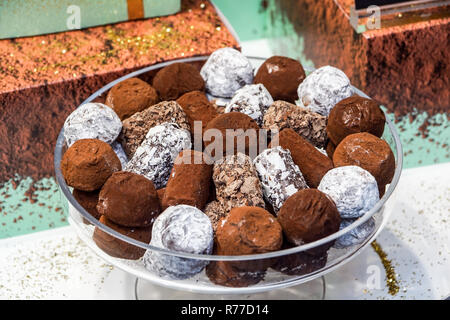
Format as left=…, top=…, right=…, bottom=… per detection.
left=272, top=242, right=327, bottom=275
left=263, top=100, right=328, bottom=148
left=72, top=189, right=100, bottom=220
left=152, top=63, right=205, bottom=100
left=162, top=150, right=212, bottom=210
left=277, top=189, right=341, bottom=248
left=204, top=112, right=260, bottom=159
left=105, top=77, right=159, bottom=120
left=120, top=101, right=190, bottom=157
left=206, top=258, right=265, bottom=288
left=93, top=215, right=152, bottom=260
left=61, top=139, right=121, bottom=191
left=271, top=128, right=333, bottom=188
left=97, top=171, right=161, bottom=227
left=156, top=188, right=165, bottom=208
left=326, top=140, right=336, bottom=159
left=254, top=56, right=306, bottom=103
left=333, top=132, right=395, bottom=187
left=327, top=96, right=385, bottom=145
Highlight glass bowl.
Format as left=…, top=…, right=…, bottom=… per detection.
left=54, top=56, right=403, bottom=295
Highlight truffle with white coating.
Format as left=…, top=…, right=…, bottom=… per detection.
left=318, top=166, right=379, bottom=219
left=200, top=47, right=254, bottom=98
left=334, top=218, right=376, bottom=249
left=253, top=146, right=308, bottom=213
left=143, top=205, right=214, bottom=279
left=297, top=66, right=353, bottom=116
left=225, top=84, right=274, bottom=126
left=125, top=123, right=191, bottom=189
left=64, top=102, right=122, bottom=146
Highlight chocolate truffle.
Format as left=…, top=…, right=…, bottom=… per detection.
left=200, top=47, right=254, bottom=97
left=152, top=62, right=205, bottom=100
left=206, top=259, right=265, bottom=288
left=254, top=56, right=306, bottom=103
left=326, top=140, right=336, bottom=159
left=327, top=96, right=386, bottom=145
left=72, top=189, right=100, bottom=220
left=297, top=66, right=353, bottom=116
left=105, top=77, right=159, bottom=120
left=334, top=218, right=376, bottom=249
left=204, top=201, right=228, bottom=231
left=213, top=153, right=265, bottom=212
left=318, top=166, right=379, bottom=219
left=253, top=146, right=308, bottom=213
left=263, top=100, right=328, bottom=148
left=156, top=188, right=165, bottom=208
left=277, top=189, right=341, bottom=248
left=97, top=171, right=161, bottom=227
left=64, top=102, right=122, bottom=147
left=224, top=84, right=274, bottom=126
left=120, top=101, right=190, bottom=157
left=333, top=132, right=395, bottom=187
left=61, top=139, right=121, bottom=191
left=176, top=91, right=218, bottom=139
left=272, top=128, right=333, bottom=188
left=143, top=205, right=214, bottom=279
left=93, top=215, right=152, bottom=260
left=162, top=150, right=212, bottom=210
left=204, top=112, right=260, bottom=159
left=125, top=123, right=192, bottom=189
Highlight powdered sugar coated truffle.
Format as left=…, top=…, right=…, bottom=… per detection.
left=318, top=166, right=379, bottom=219
left=334, top=218, right=376, bottom=249
left=143, top=205, right=214, bottom=279
left=200, top=47, right=254, bottom=98
left=64, top=102, right=122, bottom=146
left=297, top=66, right=353, bottom=116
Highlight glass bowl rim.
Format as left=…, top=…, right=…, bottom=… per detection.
left=54, top=55, right=403, bottom=262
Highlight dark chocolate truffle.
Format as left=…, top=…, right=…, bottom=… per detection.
left=61, top=139, right=121, bottom=191
left=278, top=189, right=341, bottom=248
left=93, top=215, right=152, bottom=260
left=152, top=62, right=205, bottom=100
left=72, top=189, right=100, bottom=220
left=97, top=171, right=161, bottom=227
left=254, top=56, right=306, bottom=103
left=271, top=128, right=334, bottom=188
left=333, top=132, right=395, bottom=187
left=206, top=259, right=265, bottom=288
left=162, top=150, right=212, bottom=210
left=327, top=96, right=385, bottom=145
left=105, top=77, right=159, bottom=120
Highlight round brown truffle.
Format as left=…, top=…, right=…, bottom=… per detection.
left=254, top=56, right=306, bottom=103
left=97, top=171, right=161, bottom=227
left=204, top=112, right=260, bottom=158
left=206, top=259, right=265, bottom=288
left=327, top=96, right=385, bottom=145
left=93, top=215, right=152, bottom=260
left=333, top=132, right=395, bottom=187
left=278, top=189, right=341, bottom=248
left=105, top=77, right=159, bottom=120
left=326, top=140, right=336, bottom=159
left=72, top=189, right=100, bottom=220
left=152, top=62, right=205, bottom=100
left=61, top=139, right=121, bottom=191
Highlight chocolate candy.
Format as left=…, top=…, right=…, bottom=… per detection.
left=224, top=84, right=274, bottom=126
left=93, top=215, right=152, bottom=260
left=327, top=96, right=385, bottom=145
left=97, top=171, right=161, bottom=227
left=64, top=102, right=122, bottom=147
left=203, top=200, right=228, bottom=231
left=111, top=141, right=128, bottom=168
left=125, top=123, right=191, bottom=189
left=213, top=153, right=265, bottom=212
left=297, top=66, right=353, bottom=116
left=334, top=218, right=376, bottom=249
left=200, top=47, right=254, bottom=98
left=72, top=189, right=100, bottom=220
left=206, top=259, right=265, bottom=288
left=143, top=205, right=214, bottom=279
left=272, top=243, right=327, bottom=276
left=120, top=101, right=190, bottom=157
left=61, top=139, right=121, bottom=191
left=162, top=150, right=212, bottom=210
left=263, top=100, right=328, bottom=148
left=272, top=128, right=333, bottom=188
left=326, top=140, right=336, bottom=159
left=277, top=189, right=341, bottom=247
left=253, top=146, right=308, bottom=213
left=318, top=166, right=379, bottom=219
left=105, top=77, right=159, bottom=120
left=333, top=132, right=395, bottom=187
left=152, top=62, right=205, bottom=100
left=254, top=56, right=306, bottom=103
